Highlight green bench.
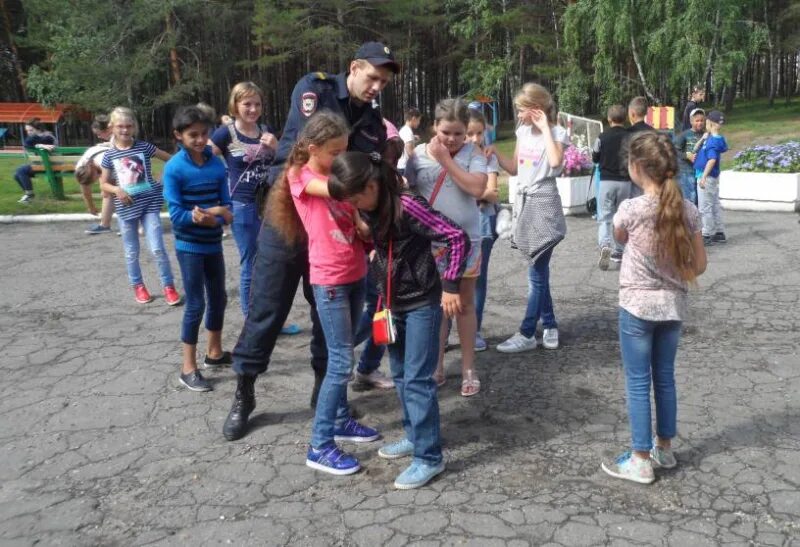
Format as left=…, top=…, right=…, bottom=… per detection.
left=25, top=146, right=88, bottom=200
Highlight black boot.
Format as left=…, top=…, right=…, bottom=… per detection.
left=223, top=374, right=256, bottom=441
left=310, top=369, right=325, bottom=409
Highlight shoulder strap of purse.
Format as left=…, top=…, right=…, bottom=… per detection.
left=376, top=238, right=393, bottom=310
left=429, top=169, right=448, bottom=206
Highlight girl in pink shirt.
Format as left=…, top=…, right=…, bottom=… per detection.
left=267, top=111, right=379, bottom=477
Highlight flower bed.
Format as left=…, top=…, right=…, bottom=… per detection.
left=720, top=142, right=800, bottom=212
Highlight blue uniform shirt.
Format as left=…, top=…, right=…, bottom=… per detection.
left=269, top=71, right=387, bottom=184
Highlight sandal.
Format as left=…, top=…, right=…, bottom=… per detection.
left=460, top=369, right=480, bottom=397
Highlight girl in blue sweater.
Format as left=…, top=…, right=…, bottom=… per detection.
left=163, top=107, right=233, bottom=392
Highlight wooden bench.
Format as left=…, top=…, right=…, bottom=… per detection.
left=25, top=146, right=87, bottom=200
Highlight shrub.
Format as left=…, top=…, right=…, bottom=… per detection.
left=731, top=142, right=800, bottom=173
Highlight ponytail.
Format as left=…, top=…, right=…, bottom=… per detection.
left=266, top=142, right=310, bottom=245
left=628, top=132, right=697, bottom=282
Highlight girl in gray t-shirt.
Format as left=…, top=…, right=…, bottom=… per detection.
left=405, top=98, right=487, bottom=397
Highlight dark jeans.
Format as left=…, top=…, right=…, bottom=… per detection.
left=475, top=211, right=497, bottom=332
left=176, top=251, right=227, bottom=345
left=231, top=222, right=327, bottom=377
left=519, top=246, right=557, bottom=337
left=14, top=165, right=34, bottom=193
left=353, top=272, right=386, bottom=374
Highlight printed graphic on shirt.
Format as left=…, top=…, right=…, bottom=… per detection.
left=301, top=92, right=318, bottom=117
left=113, top=153, right=151, bottom=195
left=326, top=200, right=358, bottom=245
left=518, top=141, right=545, bottom=169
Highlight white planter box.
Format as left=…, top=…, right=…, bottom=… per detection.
left=507, top=175, right=592, bottom=216
left=719, top=170, right=800, bottom=212
left=556, top=175, right=592, bottom=215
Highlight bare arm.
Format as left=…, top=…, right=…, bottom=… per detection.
left=479, top=172, right=499, bottom=203
left=486, top=141, right=518, bottom=176
left=614, top=225, right=628, bottom=245
left=692, top=232, right=708, bottom=275
left=428, top=139, right=487, bottom=198
left=100, top=167, right=131, bottom=205
left=302, top=177, right=330, bottom=198
left=154, top=148, right=172, bottom=162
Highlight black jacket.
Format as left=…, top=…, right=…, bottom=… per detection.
left=592, top=126, right=630, bottom=182
left=366, top=193, right=469, bottom=313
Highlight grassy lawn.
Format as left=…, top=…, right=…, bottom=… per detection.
left=1, top=97, right=796, bottom=215
left=0, top=155, right=165, bottom=215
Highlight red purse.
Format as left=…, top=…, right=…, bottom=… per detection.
left=372, top=239, right=397, bottom=345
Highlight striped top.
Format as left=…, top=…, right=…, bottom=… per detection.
left=364, top=193, right=469, bottom=313
left=162, top=146, right=231, bottom=254
left=101, top=140, right=163, bottom=221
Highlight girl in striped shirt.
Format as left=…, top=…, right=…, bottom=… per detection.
left=99, top=107, right=180, bottom=305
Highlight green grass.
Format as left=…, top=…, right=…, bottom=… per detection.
left=0, top=156, right=165, bottom=215
left=1, top=97, right=796, bottom=214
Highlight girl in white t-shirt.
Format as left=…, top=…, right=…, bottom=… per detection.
left=488, top=83, right=570, bottom=354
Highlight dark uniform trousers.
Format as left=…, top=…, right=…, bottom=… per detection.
left=230, top=71, right=386, bottom=380
left=231, top=221, right=327, bottom=377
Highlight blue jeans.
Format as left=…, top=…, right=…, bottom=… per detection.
left=475, top=211, right=497, bottom=332
left=678, top=171, right=697, bottom=206
left=231, top=222, right=327, bottom=378
left=597, top=179, right=631, bottom=252
left=388, top=304, right=443, bottom=466
left=353, top=273, right=385, bottom=374
left=119, top=212, right=174, bottom=288
left=232, top=200, right=261, bottom=316
left=311, top=280, right=365, bottom=449
left=14, top=165, right=34, bottom=193
left=176, top=251, right=227, bottom=345
left=519, top=246, right=557, bottom=337
left=618, top=308, right=681, bottom=452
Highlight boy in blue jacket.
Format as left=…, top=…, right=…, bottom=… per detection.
left=693, top=110, right=728, bottom=245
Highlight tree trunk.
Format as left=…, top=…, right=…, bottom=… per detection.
left=629, top=1, right=657, bottom=103
left=764, top=1, right=775, bottom=107
left=0, top=0, right=27, bottom=100
left=166, top=11, right=181, bottom=85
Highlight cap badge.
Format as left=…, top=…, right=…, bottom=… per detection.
left=384, top=46, right=390, bottom=55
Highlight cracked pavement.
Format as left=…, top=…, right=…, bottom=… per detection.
left=1, top=211, right=798, bottom=546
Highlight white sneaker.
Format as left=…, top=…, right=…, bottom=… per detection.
left=602, top=451, right=655, bottom=484
left=496, top=332, right=537, bottom=353
left=650, top=441, right=677, bottom=469
left=356, top=369, right=395, bottom=389
left=598, top=246, right=611, bottom=271
left=542, top=328, right=559, bottom=349
left=18, top=194, right=33, bottom=204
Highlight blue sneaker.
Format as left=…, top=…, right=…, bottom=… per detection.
left=280, top=323, right=302, bottom=335
left=474, top=332, right=487, bottom=352
left=85, top=224, right=112, bottom=235
left=394, top=460, right=445, bottom=490
left=306, top=444, right=360, bottom=476
left=333, top=418, right=380, bottom=443
left=378, top=438, right=414, bottom=460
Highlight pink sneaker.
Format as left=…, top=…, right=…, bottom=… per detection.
left=134, top=284, right=153, bottom=304
left=163, top=285, right=183, bottom=306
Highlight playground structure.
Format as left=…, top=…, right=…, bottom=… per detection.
left=468, top=95, right=499, bottom=143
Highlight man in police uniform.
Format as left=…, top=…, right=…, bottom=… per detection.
left=223, top=42, right=399, bottom=442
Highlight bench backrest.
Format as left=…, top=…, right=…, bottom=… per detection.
left=25, top=147, right=88, bottom=173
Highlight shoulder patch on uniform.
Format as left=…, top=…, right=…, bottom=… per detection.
left=301, top=92, right=318, bottom=117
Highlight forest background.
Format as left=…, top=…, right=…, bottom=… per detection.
left=1, top=0, right=799, bottom=140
